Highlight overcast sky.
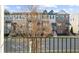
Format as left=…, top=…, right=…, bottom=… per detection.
left=4, top=5, right=79, bottom=13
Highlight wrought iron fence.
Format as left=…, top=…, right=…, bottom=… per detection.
left=4, top=36, right=79, bottom=53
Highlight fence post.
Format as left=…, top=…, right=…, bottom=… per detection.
left=29, top=39, right=32, bottom=53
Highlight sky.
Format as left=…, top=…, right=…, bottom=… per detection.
left=4, top=5, right=79, bottom=13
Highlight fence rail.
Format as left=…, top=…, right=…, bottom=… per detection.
left=4, top=36, right=79, bottom=53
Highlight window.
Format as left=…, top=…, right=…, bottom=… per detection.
left=60, top=15, right=64, bottom=20
left=56, top=15, right=59, bottom=19
left=6, top=17, right=9, bottom=20
left=15, top=16, right=18, bottom=19
left=53, top=15, right=54, bottom=19
left=21, top=16, right=23, bottom=19
left=42, top=15, right=48, bottom=19
left=49, top=15, right=51, bottom=19
left=19, top=15, right=21, bottom=19
left=51, top=15, right=54, bottom=19
left=5, top=15, right=13, bottom=20
left=7, top=23, right=11, bottom=29
left=10, top=16, right=13, bottom=20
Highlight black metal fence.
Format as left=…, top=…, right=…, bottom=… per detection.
left=4, top=36, right=79, bottom=53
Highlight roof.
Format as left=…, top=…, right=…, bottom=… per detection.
left=48, top=10, right=56, bottom=15
left=43, top=10, right=48, bottom=14
left=57, top=10, right=69, bottom=14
